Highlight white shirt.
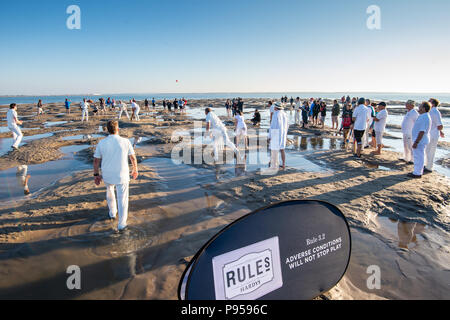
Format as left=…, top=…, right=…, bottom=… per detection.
left=81, top=101, right=89, bottom=110
left=120, top=103, right=128, bottom=110
left=429, top=107, right=443, bottom=140
left=295, top=101, right=301, bottom=111
left=7, top=109, right=18, bottom=127
left=270, top=104, right=275, bottom=114
left=131, top=102, right=139, bottom=111
left=353, top=104, right=369, bottom=131
left=235, top=114, right=247, bottom=130
left=401, top=109, right=419, bottom=136
left=94, top=134, right=135, bottom=185
left=374, top=109, right=388, bottom=132
left=412, top=113, right=431, bottom=146
left=206, top=112, right=226, bottom=132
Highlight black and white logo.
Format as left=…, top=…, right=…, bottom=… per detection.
left=212, top=237, right=283, bottom=300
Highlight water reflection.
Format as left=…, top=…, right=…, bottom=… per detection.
left=16, top=165, right=31, bottom=195
left=388, top=218, right=426, bottom=249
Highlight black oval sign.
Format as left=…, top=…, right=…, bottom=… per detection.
left=178, top=200, right=351, bottom=300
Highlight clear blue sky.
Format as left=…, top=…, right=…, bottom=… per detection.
left=0, top=0, right=449, bottom=95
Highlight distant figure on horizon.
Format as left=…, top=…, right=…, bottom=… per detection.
left=37, top=99, right=44, bottom=118
left=118, top=100, right=130, bottom=120
left=7, top=103, right=23, bottom=151
left=65, top=98, right=71, bottom=114
left=81, top=98, right=89, bottom=122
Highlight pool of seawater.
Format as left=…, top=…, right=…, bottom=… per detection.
left=61, top=134, right=104, bottom=141
left=0, top=145, right=91, bottom=203
left=0, top=132, right=55, bottom=157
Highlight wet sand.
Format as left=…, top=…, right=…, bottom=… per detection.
left=0, top=99, right=449, bottom=300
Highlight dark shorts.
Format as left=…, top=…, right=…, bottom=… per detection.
left=354, top=130, right=365, bottom=143
left=372, top=130, right=376, bottom=138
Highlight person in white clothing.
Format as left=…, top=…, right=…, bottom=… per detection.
left=401, top=100, right=419, bottom=164
left=408, top=102, right=432, bottom=178
left=130, top=99, right=140, bottom=121
left=424, top=98, right=445, bottom=173
left=269, top=103, right=289, bottom=170
left=294, top=97, right=301, bottom=125
left=94, top=120, right=138, bottom=231
left=7, top=103, right=24, bottom=150
left=268, top=101, right=275, bottom=123
left=234, top=110, right=248, bottom=149
left=81, top=99, right=89, bottom=122
left=363, top=99, right=373, bottom=148
left=352, top=98, right=369, bottom=157
left=372, top=102, right=388, bottom=155
left=205, top=107, right=238, bottom=163
left=118, top=100, right=130, bottom=120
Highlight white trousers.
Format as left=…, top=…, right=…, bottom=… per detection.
left=425, top=137, right=439, bottom=170
left=212, top=130, right=238, bottom=162
left=294, top=111, right=300, bottom=124
left=81, top=109, right=89, bottom=122
left=9, top=125, right=23, bottom=148
left=413, top=143, right=427, bottom=176
left=106, top=182, right=129, bottom=230
left=119, top=109, right=130, bottom=120
left=403, top=134, right=413, bottom=162
left=134, top=109, right=140, bottom=121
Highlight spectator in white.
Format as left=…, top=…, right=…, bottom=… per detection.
left=424, top=98, right=445, bottom=173
left=372, top=102, right=388, bottom=155
left=401, top=100, right=419, bottom=164
left=81, top=99, right=89, bottom=122
left=363, top=99, right=374, bottom=148
left=408, top=102, right=432, bottom=178
left=269, top=103, right=289, bottom=170
left=130, top=99, right=140, bottom=121
left=352, top=98, right=369, bottom=158
left=294, top=97, right=301, bottom=125
left=234, top=110, right=248, bottom=149
left=93, top=120, right=138, bottom=232
left=118, top=100, right=130, bottom=120
left=205, top=106, right=239, bottom=163
left=7, top=103, right=23, bottom=150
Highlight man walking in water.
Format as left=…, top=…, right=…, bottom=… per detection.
left=93, top=120, right=138, bottom=232
left=7, top=103, right=23, bottom=150
left=205, top=106, right=239, bottom=163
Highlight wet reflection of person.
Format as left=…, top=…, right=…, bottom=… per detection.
left=16, top=165, right=31, bottom=195
left=397, top=221, right=425, bottom=249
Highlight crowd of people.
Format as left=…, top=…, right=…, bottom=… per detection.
left=4, top=95, right=446, bottom=231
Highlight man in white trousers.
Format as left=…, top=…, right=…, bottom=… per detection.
left=205, top=106, right=239, bottom=163
left=424, top=98, right=445, bottom=173
left=94, top=120, right=138, bottom=232
left=118, top=100, right=130, bottom=120
left=401, top=100, right=419, bottom=164
left=7, top=103, right=23, bottom=150
left=130, top=99, right=140, bottom=121
left=269, top=103, right=289, bottom=170
left=81, top=99, right=89, bottom=122
left=408, top=102, right=431, bottom=179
